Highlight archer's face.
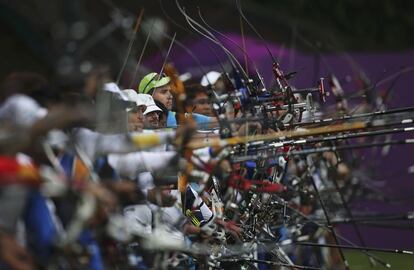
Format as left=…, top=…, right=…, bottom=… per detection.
left=193, top=92, right=213, bottom=116
left=152, top=85, right=173, bottom=110
left=127, top=106, right=145, bottom=132
left=214, top=78, right=226, bottom=94
left=144, top=111, right=159, bottom=129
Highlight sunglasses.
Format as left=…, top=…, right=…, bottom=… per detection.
left=194, top=98, right=209, bottom=105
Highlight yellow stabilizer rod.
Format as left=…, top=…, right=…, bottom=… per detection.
left=130, top=132, right=173, bottom=149
left=187, top=121, right=367, bottom=149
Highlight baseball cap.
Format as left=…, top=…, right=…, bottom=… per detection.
left=200, top=71, right=221, bottom=87
left=121, top=89, right=147, bottom=111
left=103, top=82, right=129, bottom=101
left=0, top=94, right=47, bottom=128
left=138, top=72, right=171, bottom=94
left=137, top=94, right=162, bottom=115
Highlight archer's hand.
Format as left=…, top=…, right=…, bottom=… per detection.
left=236, top=122, right=262, bottom=136
left=171, top=122, right=196, bottom=149
left=147, top=188, right=177, bottom=207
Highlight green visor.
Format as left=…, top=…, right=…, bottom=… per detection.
left=138, top=72, right=171, bottom=94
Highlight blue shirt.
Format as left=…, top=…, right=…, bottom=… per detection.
left=167, top=111, right=212, bottom=129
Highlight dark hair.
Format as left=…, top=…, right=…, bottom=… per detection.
left=183, top=83, right=208, bottom=106
left=154, top=99, right=168, bottom=117
left=154, top=99, right=168, bottom=128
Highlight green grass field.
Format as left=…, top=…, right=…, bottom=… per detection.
left=346, top=251, right=414, bottom=270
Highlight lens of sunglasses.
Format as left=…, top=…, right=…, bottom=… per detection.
left=195, top=99, right=209, bottom=105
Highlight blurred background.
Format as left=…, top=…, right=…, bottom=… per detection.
left=1, top=0, right=414, bottom=263
left=1, top=0, right=414, bottom=84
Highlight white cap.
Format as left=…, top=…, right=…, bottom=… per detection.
left=121, top=89, right=147, bottom=108
left=103, top=82, right=128, bottom=101
left=137, top=94, right=162, bottom=115
left=200, top=71, right=221, bottom=87
left=0, top=94, right=47, bottom=128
